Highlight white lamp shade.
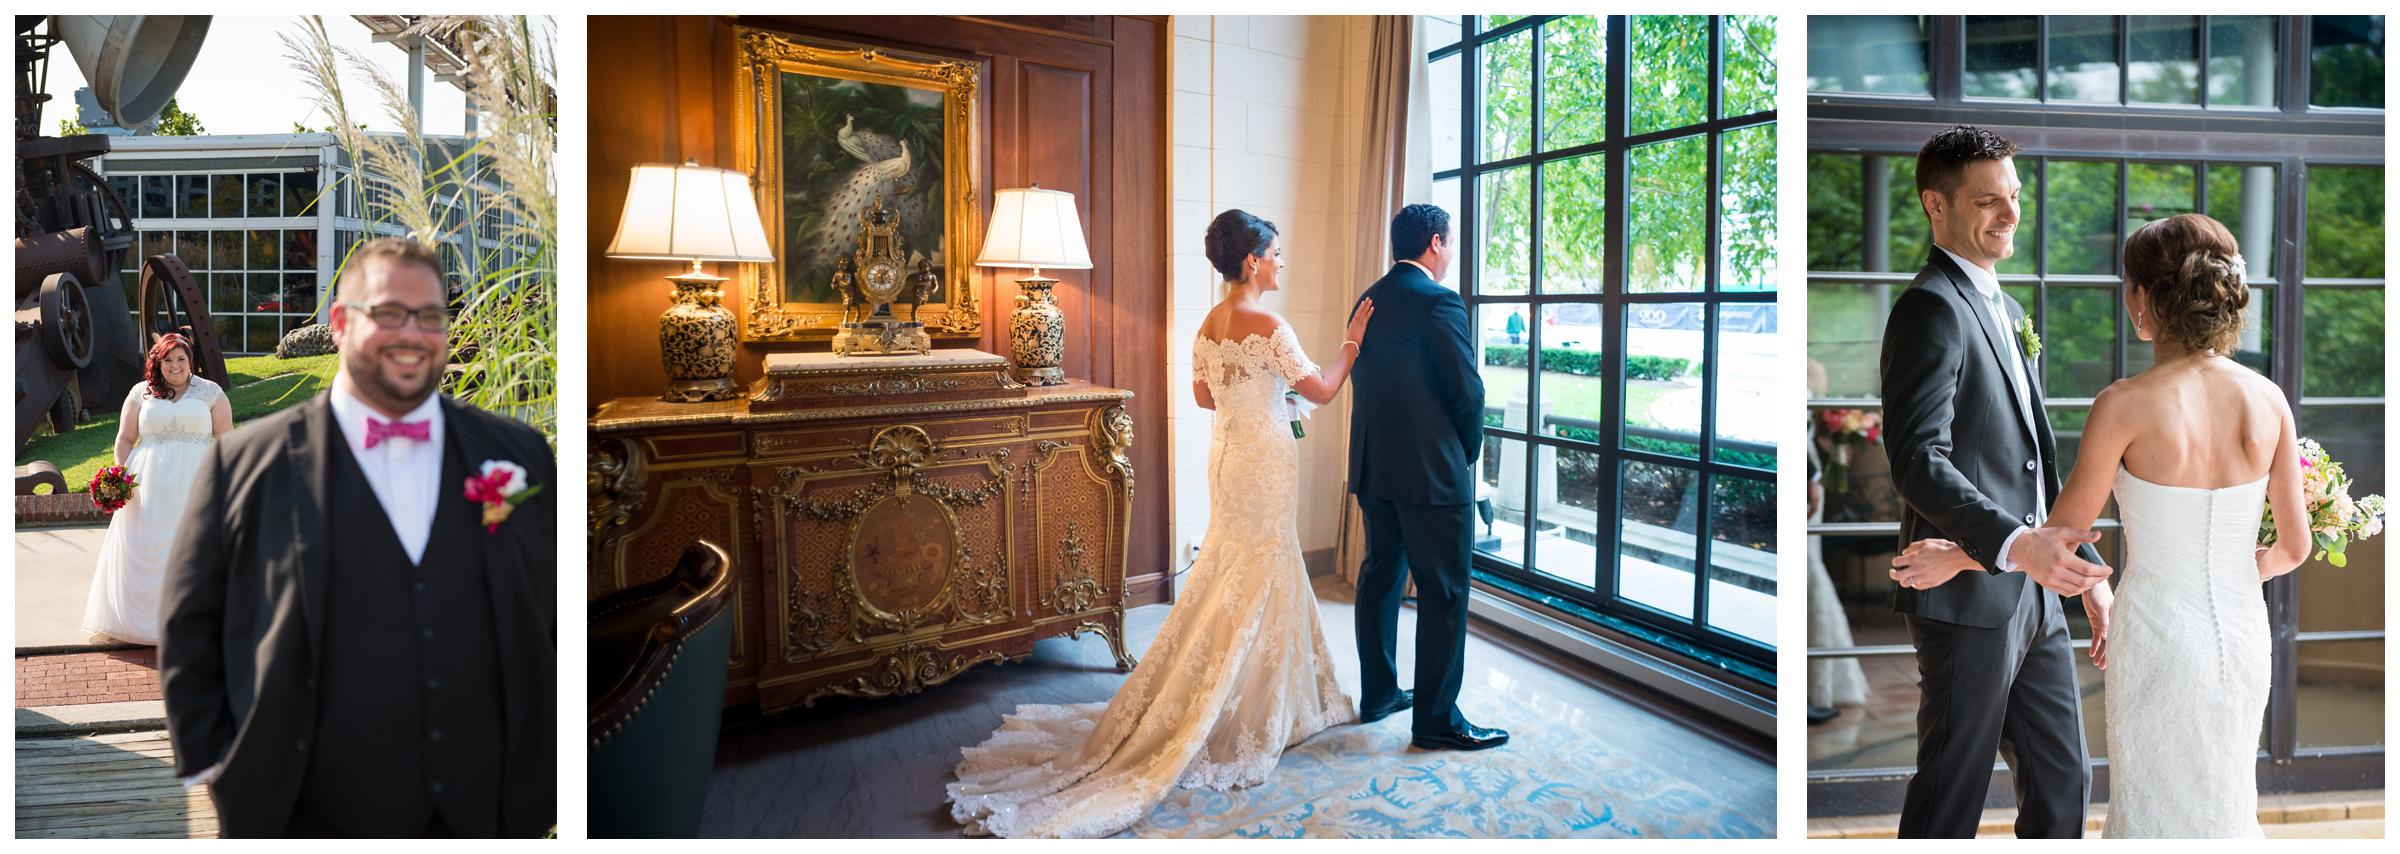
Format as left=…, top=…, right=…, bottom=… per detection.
left=605, top=162, right=776, bottom=263
left=975, top=186, right=1092, bottom=270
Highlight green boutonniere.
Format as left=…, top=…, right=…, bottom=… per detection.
left=2016, top=315, right=2042, bottom=362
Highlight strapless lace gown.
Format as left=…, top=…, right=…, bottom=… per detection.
left=83, top=377, right=222, bottom=645
left=946, top=325, right=1354, bottom=838
left=2101, top=466, right=2269, bottom=838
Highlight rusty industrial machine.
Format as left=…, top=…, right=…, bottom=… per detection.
left=17, top=15, right=226, bottom=453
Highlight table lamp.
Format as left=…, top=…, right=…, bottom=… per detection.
left=606, top=161, right=775, bottom=402
left=975, top=185, right=1092, bottom=386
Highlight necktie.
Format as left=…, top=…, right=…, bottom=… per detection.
left=366, top=417, right=431, bottom=449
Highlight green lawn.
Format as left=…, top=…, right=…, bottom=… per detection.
left=20, top=353, right=339, bottom=493
left=1479, top=368, right=1682, bottom=428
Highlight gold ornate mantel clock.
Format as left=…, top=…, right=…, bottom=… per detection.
left=832, top=199, right=935, bottom=356
left=588, top=367, right=1139, bottom=713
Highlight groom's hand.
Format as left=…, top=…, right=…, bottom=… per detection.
left=2009, top=526, right=2109, bottom=596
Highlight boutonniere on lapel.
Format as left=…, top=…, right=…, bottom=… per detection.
left=464, top=460, right=544, bottom=534
left=2015, top=315, right=2043, bottom=364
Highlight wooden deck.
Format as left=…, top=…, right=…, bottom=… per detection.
left=15, top=730, right=217, bottom=838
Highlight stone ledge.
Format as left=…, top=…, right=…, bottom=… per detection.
left=16, top=700, right=168, bottom=737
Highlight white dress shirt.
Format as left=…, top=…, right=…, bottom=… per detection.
left=328, top=383, right=445, bottom=565
left=1935, top=245, right=2043, bottom=571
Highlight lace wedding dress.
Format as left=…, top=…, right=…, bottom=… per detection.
left=2101, top=465, right=2270, bottom=838
left=83, top=377, right=223, bottom=645
left=947, top=325, right=1355, bottom=838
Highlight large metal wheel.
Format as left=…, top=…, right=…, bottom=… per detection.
left=134, top=254, right=228, bottom=386
left=35, top=272, right=95, bottom=369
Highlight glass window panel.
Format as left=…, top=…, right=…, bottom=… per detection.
left=2205, top=163, right=2277, bottom=275
left=1807, top=16, right=1930, bottom=95
left=2296, top=639, right=2385, bottom=749
left=2301, top=288, right=2384, bottom=397
left=1424, top=15, right=1462, bottom=52
left=247, top=273, right=279, bottom=315
left=1715, top=304, right=1777, bottom=466
left=1629, top=134, right=1705, bottom=292
left=1540, top=16, right=1606, bottom=149
left=141, top=230, right=170, bottom=261
left=285, top=229, right=315, bottom=271
left=1539, top=153, right=1605, bottom=294
left=2305, top=165, right=2384, bottom=279
left=2048, top=16, right=2123, bottom=103
left=140, top=175, right=172, bottom=218
left=1805, top=283, right=1896, bottom=400
left=1535, top=303, right=1605, bottom=437
left=107, top=175, right=138, bottom=217
left=247, top=173, right=281, bottom=218
left=2296, top=406, right=2384, bottom=634
left=1478, top=303, right=1533, bottom=431
left=174, top=230, right=205, bottom=264
left=1477, top=435, right=1529, bottom=566
left=287, top=273, right=321, bottom=317
left=2045, top=287, right=2117, bottom=398
left=247, top=315, right=281, bottom=354
left=1707, top=474, right=1775, bottom=645
left=1995, top=157, right=2040, bottom=276
left=1431, top=52, right=1462, bottom=175
left=1805, top=153, right=1862, bottom=271
left=283, top=169, right=320, bottom=217
left=2308, top=15, right=2385, bottom=109
left=1618, top=460, right=1699, bottom=618
left=1484, top=15, right=1526, bottom=32
left=2050, top=406, right=2091, bottom=477
left=2207, top=16, right=2279, bottom=107
left=1722, top=15, right=1776, bottom=118
left=1629, top=15, right=1707, bottom=135
left=247, top=229, right=279, bottom=270
left=209, top=273, right=242, bottom=314
left=2125, top=162, right=2196, bottom=235
left=1964, top=15, right=2040, bottom=99
left=210, top=230, right=242, bottom=272
left=1624, top=301, right=1705, bottom=458
left=2127, top=16, right=2200, bottom=104
left=1480, top=29, right=1533, bottom=163
left=2045, top=159, right=2119, bottom=275
left=1478, top=167, right=1531, bottom=295
left=177, top=175, right=209, bottom=218
left=212, top=173, right=246, bottom=218
left=1532, top=446, right=1602, bottom=591
left=1721, top=123, right=1776, bottom=291
left=2231, top=285, right=2273, bottom=375
left=1432, top=177, right=1462, bottom=291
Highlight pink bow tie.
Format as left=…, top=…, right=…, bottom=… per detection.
left=365, top=417, right=431, bottom=449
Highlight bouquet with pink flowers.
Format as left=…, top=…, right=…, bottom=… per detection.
left=1816, top=407, right=1883, bottom=494
left=88, top=465, right=139, bottom=513
left=2260, top=438, right=2385, bottom=567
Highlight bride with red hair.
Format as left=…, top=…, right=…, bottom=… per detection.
left=82, top=335, right=234, bottom=645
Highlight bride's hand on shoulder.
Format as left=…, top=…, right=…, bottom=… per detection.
left=1889, top=538, right=1980, bottom=591
left=1343, top=298, right=1375, bottom=351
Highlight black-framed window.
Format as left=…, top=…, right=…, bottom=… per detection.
left=1805, top=14, right=2383, bottom=815
left=1430, top=14, right=1778, bottom=676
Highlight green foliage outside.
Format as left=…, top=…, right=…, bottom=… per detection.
left=20, top=354, right=339, bottom=494
left=153, top=99, right=205, bottom=136
left=1482, top=344, right=1687, bottom=381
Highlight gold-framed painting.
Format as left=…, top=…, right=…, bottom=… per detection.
left=733, top=27, right=983, bottom=341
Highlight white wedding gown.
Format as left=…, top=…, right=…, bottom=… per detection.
left=2101, top=465, right=2270, bottom=838
left=947, top=325, right=1355, bottom=838
left=82, top=377, right=222, bottom=646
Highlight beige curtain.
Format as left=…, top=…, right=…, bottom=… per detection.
left=1336, top=15, right=1431, bottom=589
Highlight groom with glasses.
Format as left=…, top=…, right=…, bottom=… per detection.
left=1879, top=126, right=2108, bottom=838
left=161, top=237, right=556, bottom=837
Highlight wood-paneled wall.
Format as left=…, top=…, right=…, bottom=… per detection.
left=587, top=15, right=1173, bottom=604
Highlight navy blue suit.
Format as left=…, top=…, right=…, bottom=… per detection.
left=1346, top=261, right=1482, bottom=736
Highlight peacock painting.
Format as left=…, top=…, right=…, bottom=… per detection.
left=777, top=74, right=946, bottom=305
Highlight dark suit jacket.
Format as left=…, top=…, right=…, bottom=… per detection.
left=1880, top=249, right=2102, bottom=628
left=158, top=393, right=557, bottom=837
left=1347, top=262, right=1484, bottom=506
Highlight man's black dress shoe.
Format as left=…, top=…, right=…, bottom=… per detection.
left=1360, top=690, right=1413, bottom=724
left=1412, top=723, right=1509, bottom=751
left=1807, top=705, right=1839, bottom=725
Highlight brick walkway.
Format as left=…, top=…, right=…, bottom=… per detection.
left=16, top=649, right=161, bottom=707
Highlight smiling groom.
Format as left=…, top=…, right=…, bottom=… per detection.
left=160, top=237, right=557, bottom=837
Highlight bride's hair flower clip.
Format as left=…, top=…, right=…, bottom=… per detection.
left=2225, top=252, right=2247, bottom=283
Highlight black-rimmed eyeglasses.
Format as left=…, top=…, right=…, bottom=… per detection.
left=339, top=301, right=448, bottom=331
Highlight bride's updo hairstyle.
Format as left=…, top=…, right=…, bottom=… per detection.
left=2122, top=212, right=2248, bottom=356
left=144, top=333, right=194, bottom=400
left=1204, top=209, right=1278, bottom=282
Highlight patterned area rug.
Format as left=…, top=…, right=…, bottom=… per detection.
left=1122, top=695, right=1770, bottom=839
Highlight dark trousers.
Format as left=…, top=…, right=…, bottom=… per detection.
left=285, top=804, right=455, bottom=838
left=1898, top=581, right=2091, bottom=838
left=1354, top=496, right=1472, bottom=737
